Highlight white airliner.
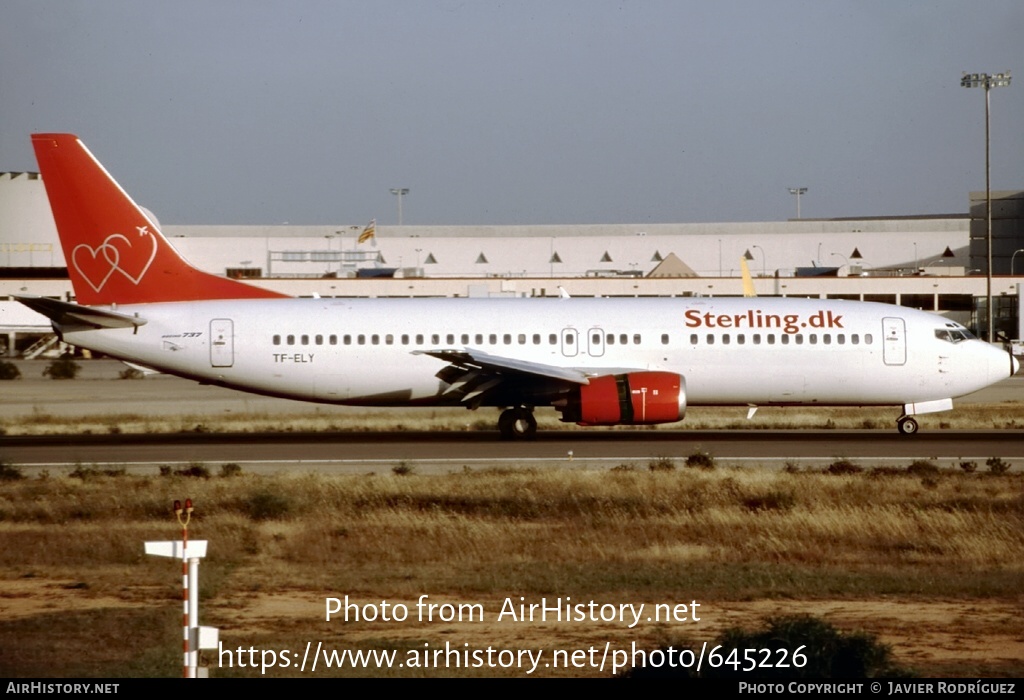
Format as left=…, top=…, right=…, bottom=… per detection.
left=17, top=134, right=1019, bottom=438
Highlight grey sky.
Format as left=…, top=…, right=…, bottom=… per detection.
left=2, top=1, right=1022, bottom=226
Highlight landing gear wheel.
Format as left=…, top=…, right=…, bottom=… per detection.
left=498, top=407, right=538, bottom=441
left=896, top=416, right=919, bottom=435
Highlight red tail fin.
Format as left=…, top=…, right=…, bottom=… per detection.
left=31, top=133, right=288, bottom=305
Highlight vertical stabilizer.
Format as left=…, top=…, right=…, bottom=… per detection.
left=31, top=133, right=287, bottom=304
left=740, top=257, right=757, bottom=298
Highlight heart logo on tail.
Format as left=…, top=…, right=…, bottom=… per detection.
left=71, top=229, right=158, bottom=292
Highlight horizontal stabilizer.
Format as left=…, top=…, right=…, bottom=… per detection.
left=15, top=295, right=146, bottom=331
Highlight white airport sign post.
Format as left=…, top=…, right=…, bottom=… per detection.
left=144, top=499, right=219, bottom=678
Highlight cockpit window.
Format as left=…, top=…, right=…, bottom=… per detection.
left=935, top=326, right=974, bottom=343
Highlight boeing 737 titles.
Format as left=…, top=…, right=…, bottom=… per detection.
left=17, top=134, right=1019, bottom=438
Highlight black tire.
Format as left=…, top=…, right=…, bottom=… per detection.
left=498, top=407, right=537, bottom=440
left=897, top=417, right=919, bottom=435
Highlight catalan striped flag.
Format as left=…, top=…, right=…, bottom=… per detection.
left=358, top=219, right=376, bottom=244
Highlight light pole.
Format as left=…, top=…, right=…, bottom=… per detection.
left=961, top=70, right=1011, bottom=341
left=752, top=244, right=766, bottom=276
left=831, top=252, right=849, bottom=275
left=324, top=235, right=333, bottom=275
left=390, top=188, right=409, bottom=225
left=788, top=187, right=807, bottom=219
left=1011, top=249, right=1024, bottom=276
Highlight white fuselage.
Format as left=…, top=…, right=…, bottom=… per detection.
left=61, top=296, right=1014, bottom=413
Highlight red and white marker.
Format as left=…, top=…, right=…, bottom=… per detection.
left=145, top=499, right=219, bottom=678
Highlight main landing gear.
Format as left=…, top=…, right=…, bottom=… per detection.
left=498, top=406, right=537, bottom=441
left=896, top=416, right=919, bottom=435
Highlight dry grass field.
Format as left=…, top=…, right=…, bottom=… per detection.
left=0, top=461, right=1021, bottom=677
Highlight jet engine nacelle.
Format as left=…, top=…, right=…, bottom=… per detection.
left=566, top=371, right=686, bottom=426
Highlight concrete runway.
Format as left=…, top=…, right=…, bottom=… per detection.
left=3, top=360, right=1022, bottom=474
left=5, top=430, right=1024, bottom=475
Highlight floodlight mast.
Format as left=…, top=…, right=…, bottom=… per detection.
left=788, top=187, right=808, bottom=219
left=390, top=188, right=409, bottom=225
left=961, top=71, right=1012, bottom=342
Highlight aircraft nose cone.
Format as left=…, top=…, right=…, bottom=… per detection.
left=977, top=343, right=1018, bottom=390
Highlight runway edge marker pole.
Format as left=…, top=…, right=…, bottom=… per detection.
left=144, top=498, right=220, bottom=678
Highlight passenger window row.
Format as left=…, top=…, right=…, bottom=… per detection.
left=271, top=332, right=663, bottom=347
left=271, top=331, right=872, bottom=348
left=689, top=333, right=873, bottom=346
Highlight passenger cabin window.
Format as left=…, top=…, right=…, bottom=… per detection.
left=330, top=335, right=337, bottom=345
left=690, top=334, right=698, bottom=345
left=273, top=335, right=281, bottom=345
left=661, top=333, right=669, bottom=345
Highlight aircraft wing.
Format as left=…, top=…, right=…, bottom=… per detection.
left=414, top=347, right=647, bottom=409
left=414, top=347, right=591, bottom=385
left=14, top=295, right=147, bottom=332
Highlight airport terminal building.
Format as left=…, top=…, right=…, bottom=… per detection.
left=2, top=171, right=1023, bottom=356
